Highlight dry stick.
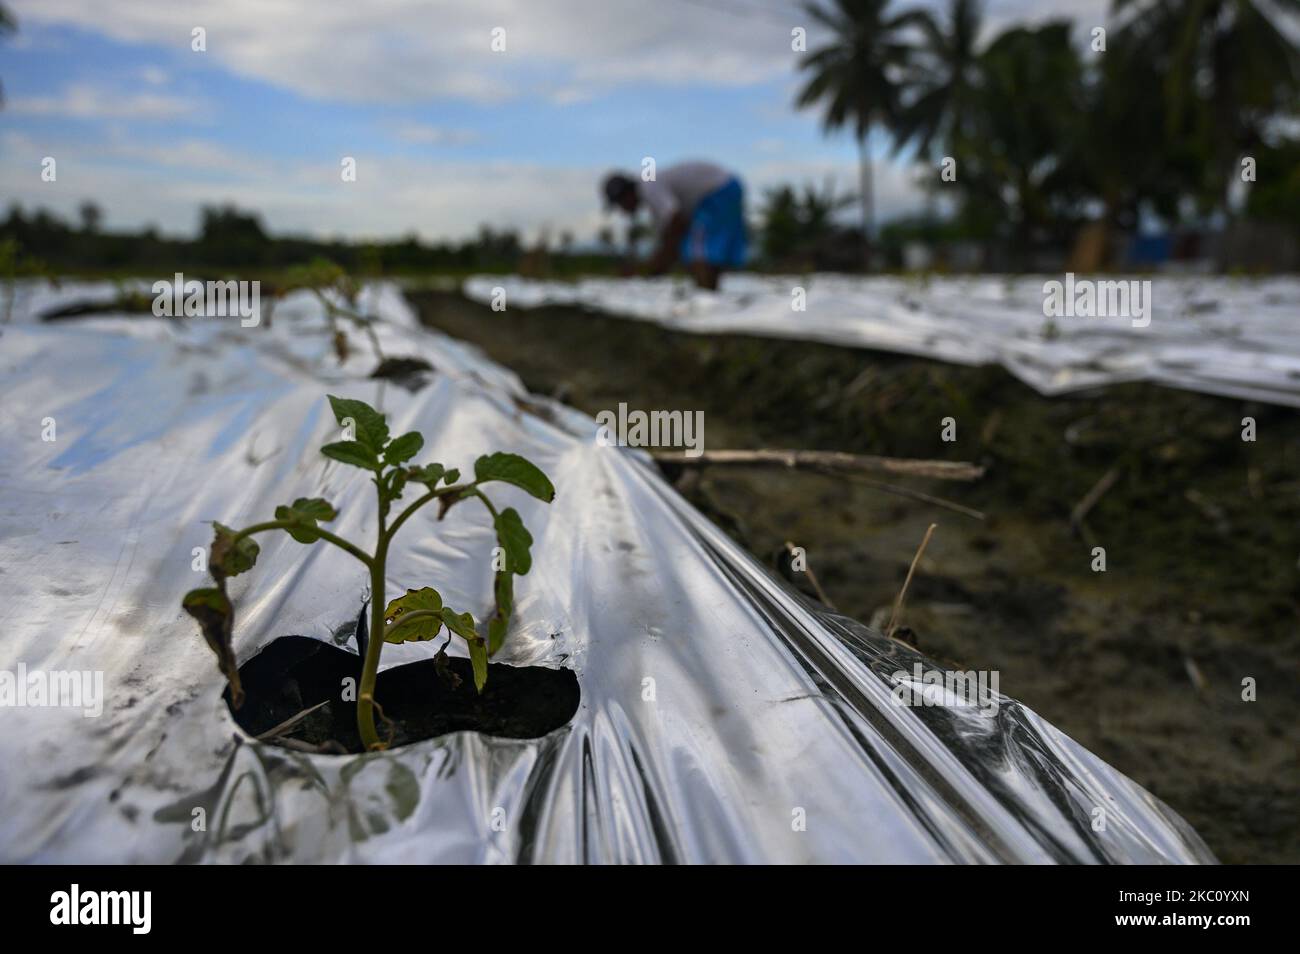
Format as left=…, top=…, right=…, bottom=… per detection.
left=886, top=523, right=938, bottom=639
left=1185, top=489, right=1230, bottom=535
left=1183, top=655, right=1208, bottom=695
left=853, top=475, right=985, bottom=521
left=275, top=737, right=349, bottom=755
left=273, top=737, right=325, bottom=753
left=255, top=700, right=329, bottom=741
left=653, top=448, right=984, bottom=482
left=785, top=540, right=836, bottom=611
left=1069, top=465, right=1120, bottom=547
left=1246, top=467, right=1262, bottom=501
left=655, top=450, right=986, bottom=520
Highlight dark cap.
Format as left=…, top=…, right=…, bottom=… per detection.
left=602, top=172, right=636, bottom=209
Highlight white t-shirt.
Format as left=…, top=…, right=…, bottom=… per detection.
left=637, top=161, right=733, bottom=230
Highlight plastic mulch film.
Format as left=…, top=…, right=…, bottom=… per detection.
left=464, top=273, right=1300, bottom=409
left=0, top=282, right=1215, bottom=863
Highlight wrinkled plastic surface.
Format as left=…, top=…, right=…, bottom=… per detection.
left=0, top=282, right=1214, bottom=863
left=465, top=273, right=1300, bottom=408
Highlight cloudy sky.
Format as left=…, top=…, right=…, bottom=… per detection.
left=1, top=0, right=1105, bottom=243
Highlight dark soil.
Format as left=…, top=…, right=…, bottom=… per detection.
left=227, top=635, right=580, bottom=753
left=370, top=354, right=435, bottom=385
left=39, top=290, right=157, bottom=320
left=407, top=286, right=1300, bottom=864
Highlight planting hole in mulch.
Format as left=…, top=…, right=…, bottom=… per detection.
left=225, top=635, right=580, bottom=753
left=370, top=355, right=435, bottom=391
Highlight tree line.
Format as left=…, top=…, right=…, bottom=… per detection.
left=789, top=0, right=1299, bottom=268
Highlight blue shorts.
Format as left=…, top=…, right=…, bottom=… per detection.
left=681, top=177, right=747, bottom=269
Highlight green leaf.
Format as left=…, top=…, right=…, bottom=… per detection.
left=274, top=496, right=337, bottom=544
left=487, top=570, right=514, bottom=654
left=384, top=432, right=424, bottom=465
left=321, top=440, right=379, bottom=470
left=291, top=497, right=336, bottom=520
left=493, top=507, right=533, bottom=574
left=438, top=606, right=486, bottom=691
left=407, top=463, right=446, bottom=489
left=387, top=468, right=409, bottom=502
left=494, top=569, right=514, bottom=612
left=467, top=636, right=489, bottom=693
left=439, top=607, right=477, bottom=641
left=210, top=523, right=258, bottom=579
left=487, top=612, right=509, bottom=656
left=327, top=394, right=390, bottom=453
left=473, top=452, right=555, bottom=502
left=443, top=468, right=460, bottom=485
left=382, top=586, right=444, bottom=643
left=183, top=586, right=243, bottom=707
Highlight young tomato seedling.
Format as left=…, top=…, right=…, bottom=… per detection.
left=282, top=258, right=384, bottom=363
left=183, top=394, right=555, bottom=751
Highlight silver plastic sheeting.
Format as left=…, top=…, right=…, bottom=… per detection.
left=0, top=281, right=1214, bottom=863
left=464, top=273, right=1300, bottom=408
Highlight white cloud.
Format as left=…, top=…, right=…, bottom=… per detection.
left=0, top=130, right=603, bottom=242
left=983, top=0, right=1110, bottom=35
left=390, top=123, right=480, bottom=147
left=104, top=138, right=263, bottom=177
left=8, top=83, right=200, bottom=120
left=10, top=0, right=802, bottom=105
left=0, top=121, right=932, bottom=242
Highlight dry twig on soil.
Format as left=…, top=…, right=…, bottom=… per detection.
left=886, top=523, right=938, bottom=639
left=784, top=540, right=836, bottom=610
left=653, top=448, right=984, bottom=481
left=1070, top=465, right=1121, bottom=546
left=653, top=449, right=986, bottom=520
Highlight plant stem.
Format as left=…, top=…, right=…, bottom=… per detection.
left=356, top=485, right=481, bottom=748
left=237, top=480, right=472, bottom=750
left=357, top=535, right=389, bottom=750
left=236, top=521, right=374, bottom=568
left=470, top=488, right=498, bottom=519
left=236, top=518, right=385, bottom=747
left=387, top=482, right=470, bottom=538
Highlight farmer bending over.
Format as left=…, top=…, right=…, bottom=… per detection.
left=602, top=160, right=747, bottom=290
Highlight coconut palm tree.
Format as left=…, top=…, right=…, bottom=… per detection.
left=759, top=179, right=857, bottom=265
left=795, top=0, right=917, bottom=247
left=893, top=0, right=985, bottom=161
left=1069, top=18, right=1199, bottom=235
left=1113, top=0, right=1300, bottom=213
left=954, top=21, right=1087, bottom=263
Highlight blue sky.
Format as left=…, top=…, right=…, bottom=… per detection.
left=1, top=0, right=1103, bottom=242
